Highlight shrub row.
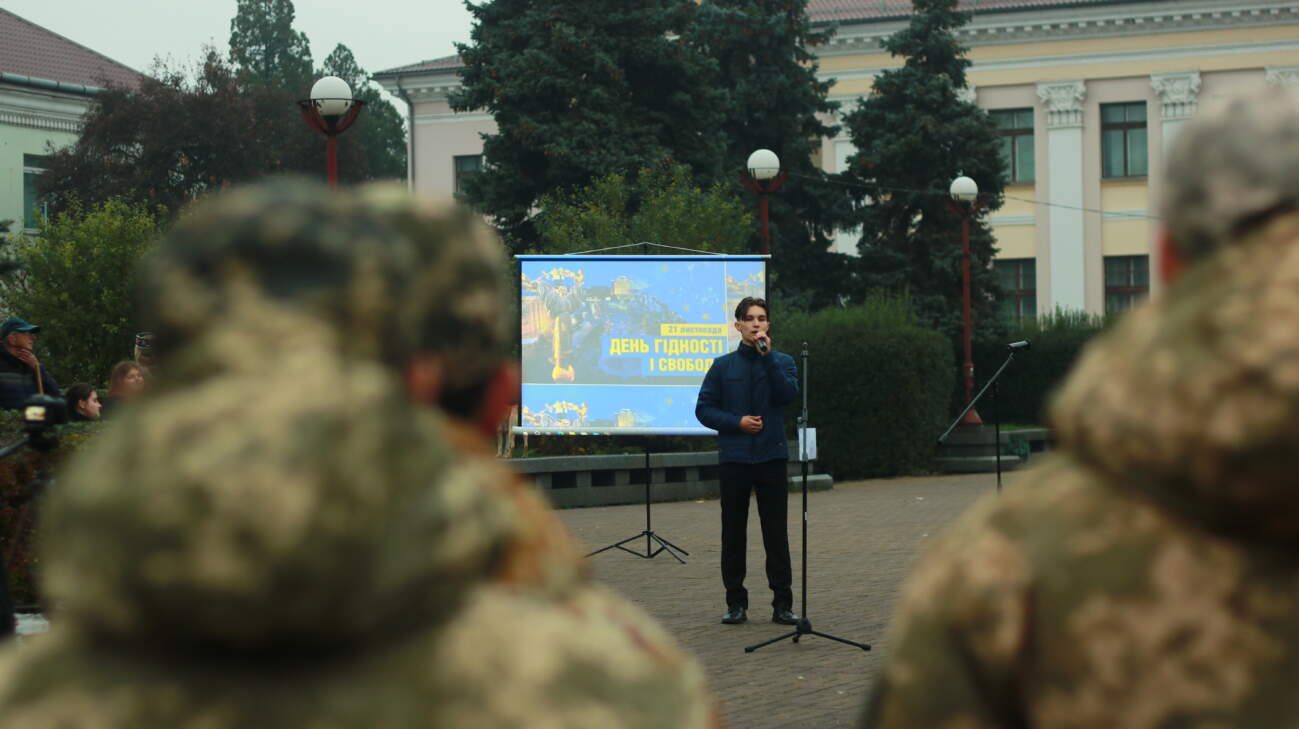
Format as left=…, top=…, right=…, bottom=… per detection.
left=957, top=308, right=1109, bottom=425
left=782, top=296, right=954, bottom=481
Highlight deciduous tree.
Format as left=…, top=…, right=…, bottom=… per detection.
left=0, top=197, right=160, bottom=385
left=537, top=164, right=752, bottom=255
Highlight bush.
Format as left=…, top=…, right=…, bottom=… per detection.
left=782, top=296, right=954, bottom=480
left=0, top=413, right=101, bottom=606
left=536, top=163, right=752, bottom=255
left=0, top=197, right=161, bottom=386
left=964, top=308, right=1109, bottom=425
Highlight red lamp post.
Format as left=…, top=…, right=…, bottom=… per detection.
left=947, top=174, right=983, bottom=426
left=298, top=76, right=365, bottom=187
left=741, top=148, right=788, bottom=255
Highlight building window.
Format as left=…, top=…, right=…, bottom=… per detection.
left=22, top=154, right=50, bottom=231
left=453, top=155, right=482, bottom=194
left=992, top=109, right=1034, bottom=184
left=1101, top=102, right=1148, bottom=179
left=1104, top=255, right=1149, bottom=314
left=995, top=258, right=1036, bottom=322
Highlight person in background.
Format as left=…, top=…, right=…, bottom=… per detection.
left=862, top=87, right=1299, bottom=729
left=100, top=360, right=145, bottom=416
left=63, top=384, right=100, bottom=422
left=0, top=319, right=59, bottom=410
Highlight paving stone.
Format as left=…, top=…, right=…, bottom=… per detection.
left=557, top=473, right=995, bottom=729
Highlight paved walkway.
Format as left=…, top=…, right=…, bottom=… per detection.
left=556, top=473, right=997, bottom=729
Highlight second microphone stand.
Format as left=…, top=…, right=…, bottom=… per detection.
left=938, top=341, right=1029, bottom=493
left=745, top=342, right=871, bottom=654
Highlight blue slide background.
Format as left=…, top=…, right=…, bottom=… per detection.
left=519, top=256, right=765, bottom=434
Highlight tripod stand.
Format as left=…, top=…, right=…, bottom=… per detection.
left=746, top=342, right=871, bottom=654
left=586, top=445, right=689, bottom=564
left=938, top=340, right=1029, bottom=493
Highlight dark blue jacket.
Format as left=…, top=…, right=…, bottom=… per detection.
left=0, top=349, right=59, bottom=410
left=695, top=343, right=799, bottom=464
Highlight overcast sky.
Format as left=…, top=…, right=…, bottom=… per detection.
left=5, top=0, right=473, bottom=81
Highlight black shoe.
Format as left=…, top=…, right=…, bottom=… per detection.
left=772, top=607, right=799, bottom=625
left=721, top=606, right=747, bottom=624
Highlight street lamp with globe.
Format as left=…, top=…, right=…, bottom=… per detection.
left=947, top=174, right=983, bottom=425
left=298, top=76, right=365, bottom=187
left=741, top=148, right=788, bottom=255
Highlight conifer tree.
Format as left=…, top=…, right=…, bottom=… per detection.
left=451, top=0, right=729, bottom=253
left=841, top=0, right=1006, bottom=341
left=228, top=0, right=315, bottom=90
left=687, top=0, right=854, bottom=309
left=321, top=44, right=408, bottom=180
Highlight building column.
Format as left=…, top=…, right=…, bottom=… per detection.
left=1036, top=80, right=1087, bottom=313
left=1151, top=71, right=1201, bottom=152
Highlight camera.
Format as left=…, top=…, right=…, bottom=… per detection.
left=20, top=394, right=67, bottom=451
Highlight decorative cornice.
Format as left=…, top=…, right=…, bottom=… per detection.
left=1036, top=80, right=1086, bottom=128
left=1150, top=70, right=1201, bottom=120
left=818, top=3, right=1299, bottom=57
left=1266, top=65, right=1299, bottom=86
left=821, top=38, right=1299, bottom=85
left=0, top=108, right=82, bottom=133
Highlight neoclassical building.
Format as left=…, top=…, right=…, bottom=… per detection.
left=0, top=9, right=141, bottom=234
left=376, top=0, right=1299, bottom=317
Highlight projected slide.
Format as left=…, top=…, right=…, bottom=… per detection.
left=518, top=255, right=767, bottom=435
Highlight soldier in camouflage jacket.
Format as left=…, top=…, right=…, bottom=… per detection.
left=863, top=88, right=1299, bottom=729
left=0, top=181, right=720, bottom=729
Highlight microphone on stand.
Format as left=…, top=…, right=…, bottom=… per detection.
left=1006, top=340, right=1031, bottom=351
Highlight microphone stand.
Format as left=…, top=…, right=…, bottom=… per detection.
left=937, top=343, right=1028, bottom=493
left=745, top=342, right=871, bottom=654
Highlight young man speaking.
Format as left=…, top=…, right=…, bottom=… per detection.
left=695, top=297, right=799, bottom=625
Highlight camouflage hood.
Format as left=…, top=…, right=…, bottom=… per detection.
left=37, top=306, right=518, bottom=654
left=1050, top=211, right=1299, bottom=544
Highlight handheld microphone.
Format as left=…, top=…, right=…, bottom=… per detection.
left=755, top=337, right=770, bottom=354
left=1007, top=340, right=1031, bottom=351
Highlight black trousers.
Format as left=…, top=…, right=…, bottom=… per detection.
left=720, top=460, right=793, bottom=610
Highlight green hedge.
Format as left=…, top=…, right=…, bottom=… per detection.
left=782, top=297, right=954, bottom=480
left=961, top=309, right=1109, bottom=425
left=0, top=413, right=101, bottom=606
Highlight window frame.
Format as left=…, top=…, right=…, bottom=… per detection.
left=995, top=258, right=1036, bottom=323
left=453, top=154, right=482, bottom=195
left=991, top=108, right=1035, bottom=185
left=1100, top=102, right=1148, bottom=179
left=1103, top=255, right=1150, bottom=314
left=22, top=154, right=50, bottom=232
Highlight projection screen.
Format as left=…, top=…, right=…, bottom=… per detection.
left=517, top=254, right=768, bottom=435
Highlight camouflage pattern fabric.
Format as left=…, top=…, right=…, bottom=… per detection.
left=142, top=180, right=511, bottom=397
left=0, top=181, right=721, bottom=729
left=862, top=212, right=1299, bottom=729
left=139, top=178, right=418, bottom=372
left=354, top=184, right=511, bottom=395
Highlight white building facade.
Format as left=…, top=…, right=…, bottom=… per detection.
left=377, top=0, right=1299, bottom=317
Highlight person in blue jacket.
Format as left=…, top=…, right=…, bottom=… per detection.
left=695, top=296, right=799, bottom=626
